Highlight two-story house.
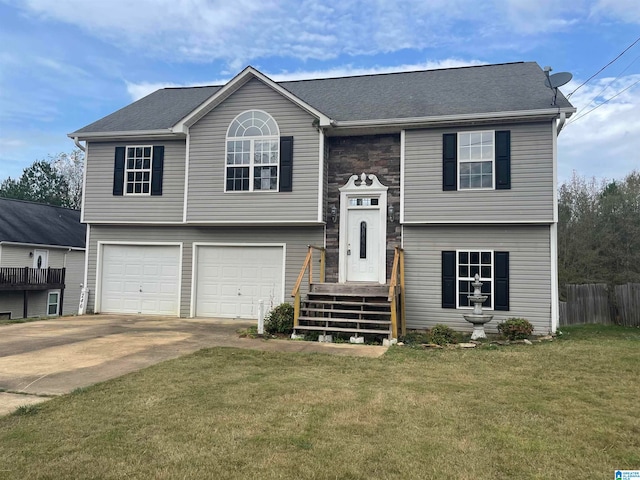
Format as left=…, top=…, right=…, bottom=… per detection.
left=69, top=62, right=574, bottom=338
left=0, top=198, right=86, bottom=319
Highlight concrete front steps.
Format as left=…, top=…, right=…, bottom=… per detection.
left=294, top=283, right=393, bottom=341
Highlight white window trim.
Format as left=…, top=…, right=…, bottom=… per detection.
left=455, top=249, right=494, bottom=310
left=124, top=145, right=153, bottom=196
left=457, top=130, right=495, bottom=191
left=224, top=110, right=280, bottom=193
left=47, top=290, right=60, bottom=316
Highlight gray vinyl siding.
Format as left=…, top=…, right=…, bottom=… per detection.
left=83, top=140, right=186, bottom=223
left=0, top=245, right=84, bottom=317
left=0, top=291, right=49, bottom=319
left=85, top=225, right=324, bottom=317
left=403, top=225, right=552, bottom=334
left=404, top=122, right=554, bottom=223
left=187, top=78, right=320, bottom=222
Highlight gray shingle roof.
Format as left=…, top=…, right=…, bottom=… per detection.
left=0, top=198, right=86, bottom=248
left=72, top=62, right=573, bottom=134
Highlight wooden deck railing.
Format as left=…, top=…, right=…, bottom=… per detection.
left=388, top=246, right=406, bottom=339
left=0, top=267, right=66, bottom=290
left=291, top=246, right=326, bottom=328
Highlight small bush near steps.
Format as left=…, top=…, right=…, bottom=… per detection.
left=497, top=317, right=534, bottom=340
left=429, top=324, right=460, bottom=345
left=399, top=324, right=460, bottom=346
left=264, top=303, right=294, bottom=335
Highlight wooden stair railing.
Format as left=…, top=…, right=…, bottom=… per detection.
left=291, top=245, right=326, bottom=328
left=388, top=246, right=406, bottom=339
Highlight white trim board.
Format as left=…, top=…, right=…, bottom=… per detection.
left=317, top=130, right=325, bottom=223
left=400, top=130, right=405, bottom=224
left=550, top=223, right=559, bottom=333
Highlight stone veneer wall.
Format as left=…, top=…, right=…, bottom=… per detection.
left=325, top=134, right=401, bottom=282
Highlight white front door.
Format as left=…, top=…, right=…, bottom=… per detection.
left=339, top=173, right=388, bottom=284
left=33, top=249, right=48, bottom=269
left=346, top=208, right=381, bottom=282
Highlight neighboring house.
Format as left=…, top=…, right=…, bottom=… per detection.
left=0, top=198, right=86, bottom=319
left=69, top=62, right=575, bottom=336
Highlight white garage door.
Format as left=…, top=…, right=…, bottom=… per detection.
left=100, top=245, right=180, bottom=315
left=195, top=245, right=284, bottom=319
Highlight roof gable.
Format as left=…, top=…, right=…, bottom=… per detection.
left=0, top=198, right=86, bottom=248
left=173, top=66, right=332, bottom=132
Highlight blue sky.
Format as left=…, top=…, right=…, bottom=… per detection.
left=1, top=0, right=639, bottom=184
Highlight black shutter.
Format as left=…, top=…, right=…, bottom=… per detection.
left=494, top=251, right=509, bottom=311
left=113, top=147, right=125, bottom=196
left=495, top=130, right=511, bottom=190
left=442, top=251, right=456, bottom=309
left=442, top=133, right=457, bottom=191
left=151, top=146, right=164, bottom=196
left=279, top=136, right=293, bottom=192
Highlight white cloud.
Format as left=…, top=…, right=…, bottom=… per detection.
left=125, top=58, right=485, bottom=100
left=558, top=74, right=640, bottom=181
left=125, top=81, right=198, bottom=101
left=591, top=0, right=640, bottom=23
left=11, top=0, right=611, bottom=65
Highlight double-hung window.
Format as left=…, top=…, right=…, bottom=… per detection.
left=125, top=146, right=153, bottom=195
left=458, top=131, right=494, bottom=189
left=442, top=250, right=509, bottom=311
left=457, top=250, right=493, bottom=309
left=225, top=110, right=280, bottom=192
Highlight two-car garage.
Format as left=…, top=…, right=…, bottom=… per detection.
left=98, top=243, right=285, bottom=318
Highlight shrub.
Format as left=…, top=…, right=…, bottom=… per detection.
left=399, top=330, right=431, bottom=346
left=497, top=318, right=534, bottom=340
left=429, top=324, right=458, bottom=345
left=264, top=303, right=294, bottom=335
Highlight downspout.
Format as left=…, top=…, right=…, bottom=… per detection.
left=556, top=111, right=566, bottom=135
left=73, top=137, right=86, bottom=152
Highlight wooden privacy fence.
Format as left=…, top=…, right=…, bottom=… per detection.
left=559, top=283, right=640, bottom=327
left=614, top=283, right=640, bottom=327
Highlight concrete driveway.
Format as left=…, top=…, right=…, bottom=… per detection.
left=0, top=315, right=387, bottom=416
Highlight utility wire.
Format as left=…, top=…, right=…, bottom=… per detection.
left=566, top=77, right=640, bottom=125
left=566, top=35, right=640, bottom=98
left=577, top=54, right=640, bottom=111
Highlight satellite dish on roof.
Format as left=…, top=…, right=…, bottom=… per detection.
left=545, top=72, right=573, bottom=89
left=543, top=68, right=573, bottom=106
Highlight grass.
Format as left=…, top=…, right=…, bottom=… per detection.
left=0, top=325, right=638, bottom=479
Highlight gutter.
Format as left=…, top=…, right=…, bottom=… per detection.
left=0, top=241, right=85, bottom=251
left=556, top=111, right=567, bottom=135
left=332, top=107, right=577, bottom=129
left=73, top=136, right=86, bottom=152
left=67, top=129, right=182, bottom=142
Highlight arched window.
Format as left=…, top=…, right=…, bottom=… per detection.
left=225, top=110, right=280, bottom=192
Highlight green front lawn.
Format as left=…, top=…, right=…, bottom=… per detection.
left=1, top=325, right=639, bottom=479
